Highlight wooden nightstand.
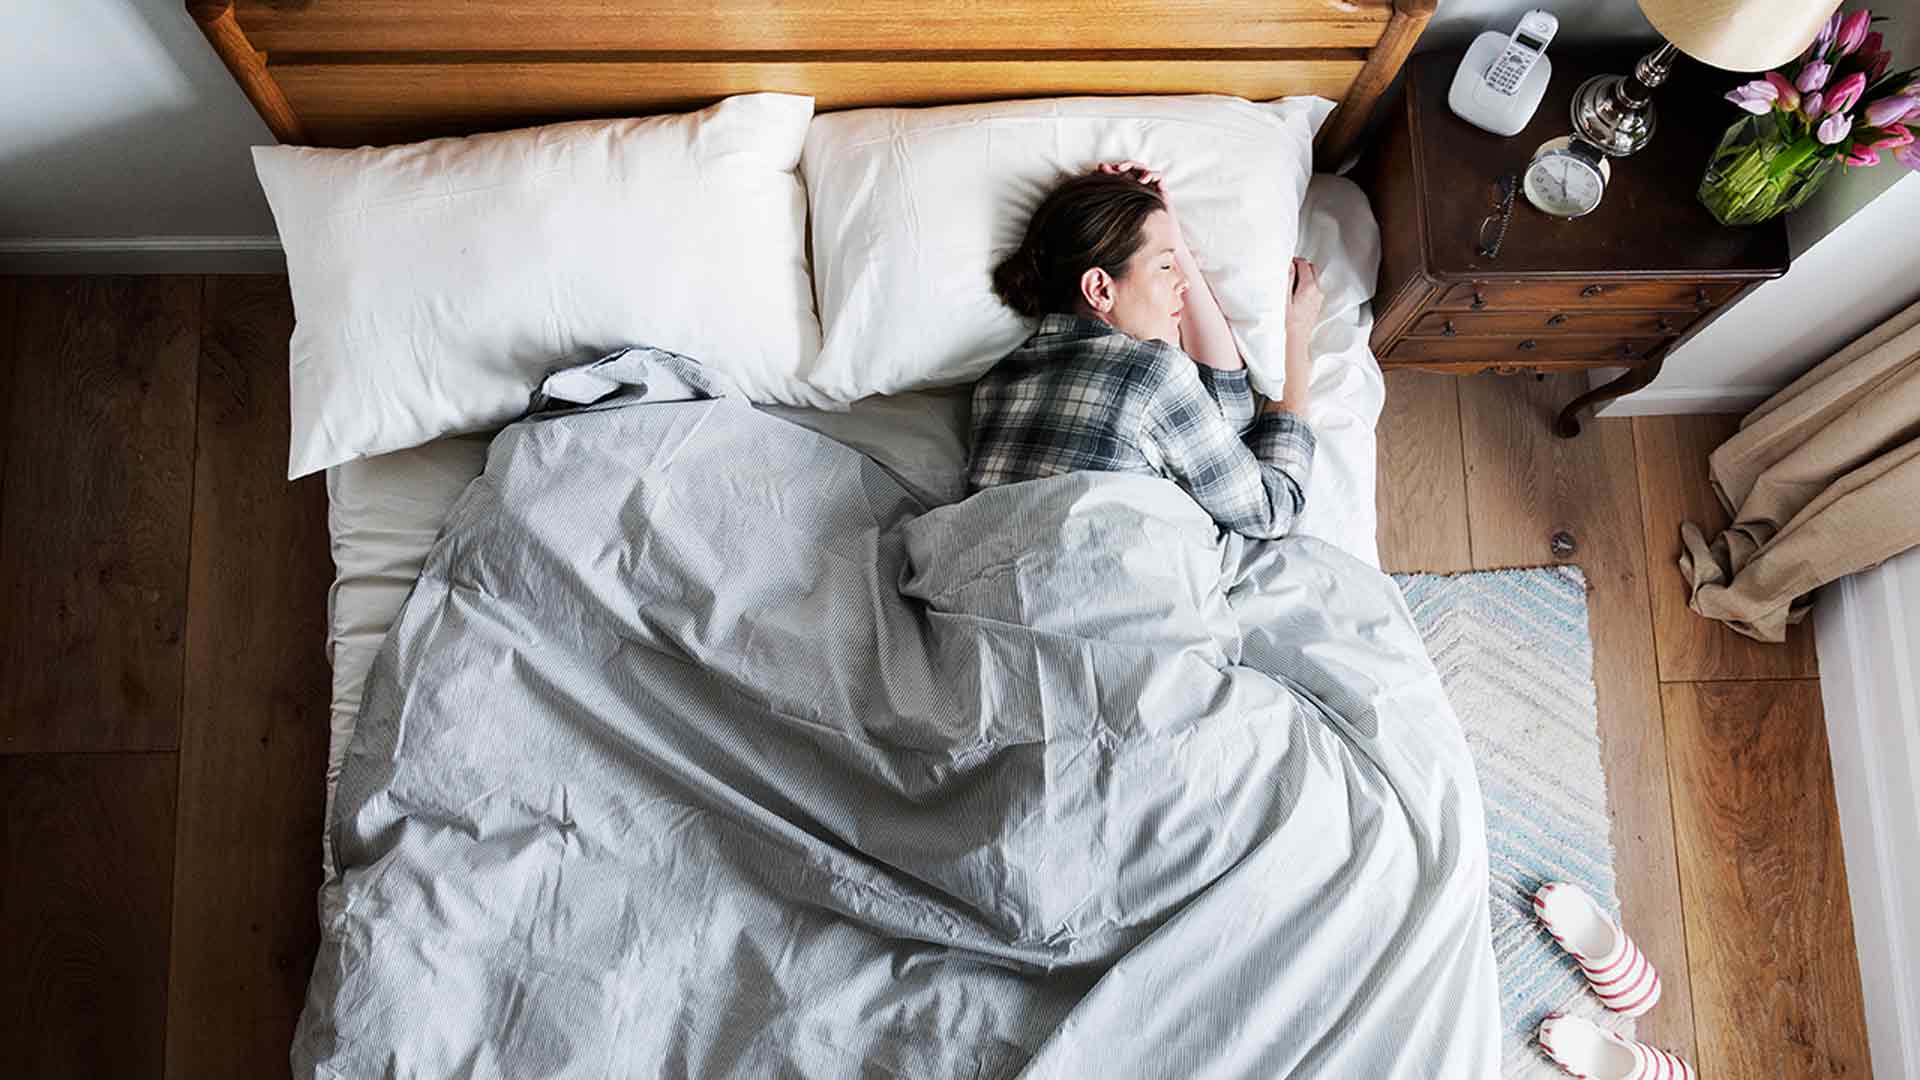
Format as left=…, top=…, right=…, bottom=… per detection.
left=1357, top=50, right=1791, bottom=436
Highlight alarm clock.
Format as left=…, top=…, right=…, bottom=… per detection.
left=1523, top=135, right=1611, bottom=218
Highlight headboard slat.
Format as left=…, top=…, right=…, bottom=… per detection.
left=274, top=57, right=1369, bottom=147
left=195, top=0, right=1432, bottom=166
left=235, top=0, right=1395, bottom=53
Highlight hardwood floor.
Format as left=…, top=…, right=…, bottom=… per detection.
left=0, top=277, right=1872, bottom=1077
left=2, top=276, right=332, bottom=1080
left=1455, top=373, right=1700, bottom=1060
left=1378, top=370, right=1868, bottom=1077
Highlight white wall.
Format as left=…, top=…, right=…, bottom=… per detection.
left=0, top=0, right=280, bottom=266
left=1598, top=172, right=1920, bottom=415
left=1419, top=0, right=1655, bottom=53
left=1815, top=546, right=1920, bottom=1080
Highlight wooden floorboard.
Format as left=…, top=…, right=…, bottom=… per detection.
left=165, top=277, right=333, bottom=1080
left=1, top=277, right=16, bottom=523
left=0, top=277, right=199, bottom=753
left=1, top=753, right=178, bottom=1079
left=1375, top=370, right=1471, bottom=573
left=1633, top=414, right=1820, bottom=683
left=1662, top=680, right=1871, bottom=1078
left=1454, top=372, right=1699, bottom=1062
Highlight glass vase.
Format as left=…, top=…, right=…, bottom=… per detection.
left=1697, top=113, right=1838, bottom=226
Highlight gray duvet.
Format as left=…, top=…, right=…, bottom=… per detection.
left=294, top=349, right=1500, bottom=1078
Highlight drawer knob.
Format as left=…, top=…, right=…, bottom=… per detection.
left=1442, top=320, right=1457, bottom=337
left=1620, top=342, right=1636, bottom=356
left=1470, top=289, right=1488, bottom=311
left=1657, top=316, right=1675, bottom=333
left=1547, top=313, right=1569, bottom=327
left=1518, top=339, right=1539, bottom=351
left=1581, top=284, right=1605, bottom=297
left=1695, top=286, right=1712, bottom=307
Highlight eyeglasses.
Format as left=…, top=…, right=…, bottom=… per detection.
left=1477, top=173, right=1519, bottom=259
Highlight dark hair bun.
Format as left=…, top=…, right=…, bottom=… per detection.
left=992, top=246, right=1048, bottom=318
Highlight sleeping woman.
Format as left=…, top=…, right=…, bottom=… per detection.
left=968, top=161, right=1323, bottom=540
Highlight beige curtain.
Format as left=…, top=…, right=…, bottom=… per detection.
left=1680, top=296, right=1920, bottom=642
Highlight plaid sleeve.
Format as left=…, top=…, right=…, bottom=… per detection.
left=1143, top=361, right=1314, bottom=540
left=1194, top=365, right=1256, bottom=432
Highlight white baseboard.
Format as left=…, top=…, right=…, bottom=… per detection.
left=1591, top=383, right=1780, bottom=417
left=0, top=236, right=285, bottom=274
left=1814, top=549, right=1920, bottom=1080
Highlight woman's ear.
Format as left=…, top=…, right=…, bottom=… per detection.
left=1079, top=267, right=1114, bottom=314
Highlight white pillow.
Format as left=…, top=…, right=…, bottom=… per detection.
left=255, top=93, right=824, bottom=479
left=799, top=95, right=1333, bottom=403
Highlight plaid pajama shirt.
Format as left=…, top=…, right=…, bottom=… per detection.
left=968, top=313, right=1315, bottom=540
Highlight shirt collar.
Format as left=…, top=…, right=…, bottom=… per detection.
left=1035, top=312, right=1122, bottom=342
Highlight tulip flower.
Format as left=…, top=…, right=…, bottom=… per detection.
left=1895, top=142, right=1920, bottom=170
left=1818, top=112, right=1854, bottom=144
left=1844, top=143, right=1880, bottom=166
left=1802, top=91, right=1826, bottom=119
left=1725, top=79, right=1778, bottom=114
left=1797, top=60, right=1832, bottom=93
left=1764, top=71, right=1801, bottom=112
left=1867, top=51, right=1892, bottom=82
left=1872, top=123, right=1914, bottom=149
left=1865, top=94, right=1917, bottom=127
left=1827, top=71, right=1868, bottom=115
left=1810, top=11, right=1840, bottom=56
left=1835, top=9, right=1872, bottom=56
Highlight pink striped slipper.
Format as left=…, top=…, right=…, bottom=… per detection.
left=1538, top=1014, right=1695, bottom=1080
left=1533, top=882, right=1662, bottom=1017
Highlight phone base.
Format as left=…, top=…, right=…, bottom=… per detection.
left=1447, top=31, right=1552, bottom=138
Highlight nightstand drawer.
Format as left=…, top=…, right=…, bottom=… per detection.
left=1433, top=280, right=1739, bottom=312
left=1384, top=335, right=1668, bottom=365
left=1409, top=310, right=1698, bottom=338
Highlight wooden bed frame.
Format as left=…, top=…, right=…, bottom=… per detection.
left=188, top=0, right=1433, bottom=167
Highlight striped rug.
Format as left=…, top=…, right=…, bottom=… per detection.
left=1393, top=566, right=1635, bottom=1079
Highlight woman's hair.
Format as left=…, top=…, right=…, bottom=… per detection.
left=992, top=171, right=1166, bottom=318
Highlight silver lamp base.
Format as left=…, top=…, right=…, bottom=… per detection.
left=1571, top=41, right=1681, bottom=157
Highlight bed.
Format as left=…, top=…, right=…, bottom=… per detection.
left=190, top=3, right=1503, bottom=1077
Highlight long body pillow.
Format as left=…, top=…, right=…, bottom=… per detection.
left=256, top=93, right=822, bottom=479
left=800, top=95, right=1333, bottom=403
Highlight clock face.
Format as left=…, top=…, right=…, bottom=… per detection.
left=1524, top=152, right=1606, bottom=218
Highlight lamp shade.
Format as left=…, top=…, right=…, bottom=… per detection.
left=1640, top=0, right=1844, bottom=71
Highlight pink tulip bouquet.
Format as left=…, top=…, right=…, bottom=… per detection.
left=1702, top=7, right=1916, bottom=225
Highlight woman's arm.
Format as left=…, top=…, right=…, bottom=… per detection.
left=1171, top=236, right=1245, bottom=372
left=1143, top=358, right=1314, bottom=540
left=1263, top=258, right=1323, bottom=417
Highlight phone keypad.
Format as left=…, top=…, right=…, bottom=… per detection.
left=1489, top=57, right=1526, bottom=93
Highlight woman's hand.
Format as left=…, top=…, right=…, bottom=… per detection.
left=1285, top=258, right=1324, bottom=339
left=1268, top=258, right=1322, bottom=416
left=1096, top=160, right=1177, bottom=226
left=1096, top=160, right=1164, bottom=192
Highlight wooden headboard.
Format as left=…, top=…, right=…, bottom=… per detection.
left=189, top=0, right=1433, bottom=166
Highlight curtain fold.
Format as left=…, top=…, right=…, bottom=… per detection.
left=1680, top=296, right=1920, bottom=642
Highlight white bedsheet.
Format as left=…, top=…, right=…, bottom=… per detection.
left=319, top=175, right=1385, bottom=873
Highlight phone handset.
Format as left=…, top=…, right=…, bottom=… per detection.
left=1485, top=10, right=1559, bottom=96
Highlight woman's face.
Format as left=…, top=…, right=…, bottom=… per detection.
left=1082, top=209, right=1190, bottom=346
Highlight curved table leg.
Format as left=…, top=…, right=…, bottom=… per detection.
left=1553, top=357, right=1666, bottom=438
